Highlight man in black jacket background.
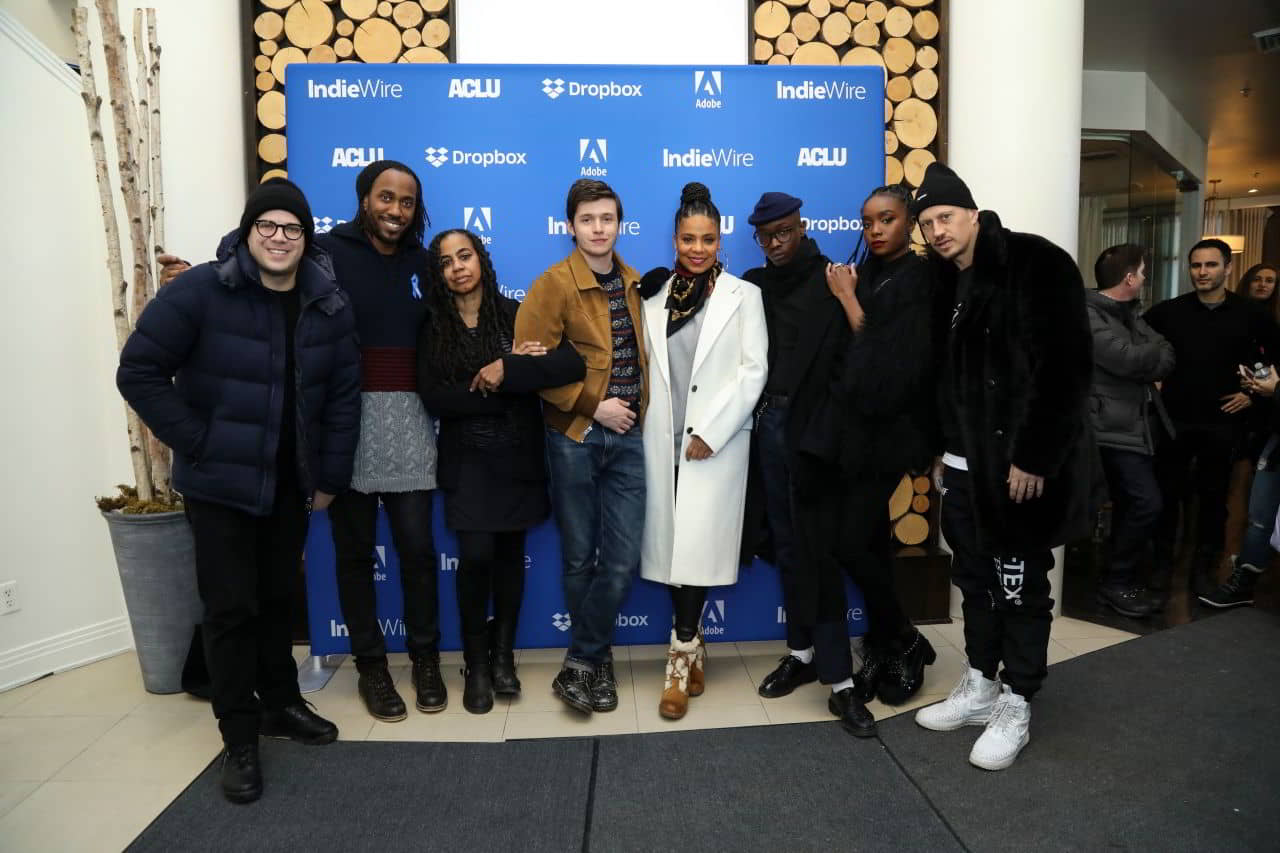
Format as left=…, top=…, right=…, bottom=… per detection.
left=118, top=180, right=362, bottom=804
left=1086, top=244, right=1175, bottom=618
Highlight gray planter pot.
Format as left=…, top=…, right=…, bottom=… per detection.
left=101, top=509, right=202, bottom=694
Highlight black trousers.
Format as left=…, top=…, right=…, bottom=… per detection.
left=185, top=484, right=308, bottom=745
left=329, top=489, right=439, bottom=665
left=455, top=530, right=526, bottom=638
left=941, top=466, right=1054, bottom=700
left=669, top=584, right=709, bottom=642
left=1098, top=447, right=1162, bottom=588
left=1154, top=424, right=1237, bottom=558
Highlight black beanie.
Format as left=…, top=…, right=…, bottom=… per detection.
left=239, top=178, right=314, bottom=245
left=910, top=163, right=977, bottom=218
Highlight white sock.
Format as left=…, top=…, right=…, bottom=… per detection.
left=831, top=678, right=855, bottom=694
left=789, top=647, right=814, bottom=664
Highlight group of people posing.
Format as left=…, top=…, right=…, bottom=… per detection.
left=119, top=158, right=1104, bottom=804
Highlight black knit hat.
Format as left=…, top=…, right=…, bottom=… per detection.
left=239, top=178, right=314, bottom=245
left=748, top=191, right=803, bottom=226
left=910, top=163, right=977, bottom=218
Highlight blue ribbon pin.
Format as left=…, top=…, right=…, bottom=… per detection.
left=410, top=273, right=422, bottom=300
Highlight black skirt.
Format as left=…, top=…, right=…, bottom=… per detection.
left=443, top=450, right=550, bottom=532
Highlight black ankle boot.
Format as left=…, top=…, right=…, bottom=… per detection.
left=221, top=742, right=262, bottom=804
left=490, top=619, right=521, bottom=696
left=876, top=630, right=937, bottom=706
left=852, top=642, right=887, bottom=704
left=410, top=651, right=447, bottom=713
left=462, top=631, right=494, bottom=714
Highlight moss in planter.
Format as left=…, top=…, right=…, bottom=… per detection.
left=96, top=484, right=183, bottom=514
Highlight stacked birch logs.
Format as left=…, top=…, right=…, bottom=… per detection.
left=752, top=0, right=941, bottom=200
left=251, top=0, right=454, bottom=182
left=888, top=474, right=934, bottom=546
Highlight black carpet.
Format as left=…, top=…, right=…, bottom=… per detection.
left=130, top=610, right=1279, bottom=853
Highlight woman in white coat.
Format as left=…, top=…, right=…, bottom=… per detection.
left=640, top=182, right=768, bottom=720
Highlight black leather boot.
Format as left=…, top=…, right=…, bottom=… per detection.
left=877, top=630, right=937, bottom=706
left=490, top=618, right=521, bottom=696
left=462, top=631, right=494, bottom=714
left=220, top=742, right=263, bottom=804
left=410, top=650, right=447, bottom=713
left=261, top=702, right=338, bottom=745
left=357, top=662, right=407, bottom=722
left=852, top=641, right=887, bottom=704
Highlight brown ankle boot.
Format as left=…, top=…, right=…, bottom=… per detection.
left=688, top=631, right=706, bottom=697
left=659, top=631, right=700, bottom=720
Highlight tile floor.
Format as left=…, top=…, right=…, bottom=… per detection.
left=0, top=616, right=1136, bottom=851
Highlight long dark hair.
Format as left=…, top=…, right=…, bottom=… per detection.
left=1239, top=263, right=1280, bottom=323
left=852, top=183, right=913, bottom=272
left=423, top=229, right=508, bottom=382
left=352, top=160, right=429, bottom=248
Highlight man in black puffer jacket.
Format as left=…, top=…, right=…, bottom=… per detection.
left=1086, top=244, right=1175, bottom=618
left=118, top=180, right=361, bottom=804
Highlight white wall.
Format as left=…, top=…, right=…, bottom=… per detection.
left=457, top=0, right=747, bottom=64
left=0, top=0, right=74, bottom=59
left=1082, top=69, right=1208, bottom=184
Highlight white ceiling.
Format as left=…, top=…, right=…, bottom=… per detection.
left=1083, top=0, right=1280, bottom=198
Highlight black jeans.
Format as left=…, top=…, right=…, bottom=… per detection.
left=329, top=489, right=439, bottom=665
left=185, top=484, right=308, bottom=745
left=941, top=465, right=1054, bottom=700
left=1154, top=424, right=1237, bottom=558
left=455, top=530, right=526, bottom=639
left=1098, top=447, right=1162, bottom=588
left=755, top=398, right=820, bottom=652
left=669, top=584, right=709, bottom=642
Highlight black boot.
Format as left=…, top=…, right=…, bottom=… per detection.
left=410, top=650, right=448, bottom=713
left=852, top=641, right=887, bottom=704
left=462, top=631, right=494, bottom=714
left=357, top=662, right=407, bottom=722
left=220, top=742, right=262, bottom=804
left=261, top=702, right=339, bottom=745
left=490, top=618, right=521, bottom=696
left=828, top=687, right=877, bottom=738
left=1199, top=558, right=1262, bottom=608
left=877, top=630, right=937, bottom=706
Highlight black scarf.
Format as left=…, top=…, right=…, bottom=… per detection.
left=758, top=237, right=823, bottom=292
left=666, top=261, right=721, bottom=337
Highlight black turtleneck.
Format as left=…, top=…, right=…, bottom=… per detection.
left=745, top=237, right=827, bottom=394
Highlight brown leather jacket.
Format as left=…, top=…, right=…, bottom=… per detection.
left=514, top=248, right=648, bottom=442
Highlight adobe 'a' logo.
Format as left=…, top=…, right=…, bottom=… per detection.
left=463, top=206, right=493, bottom=244
left=700, top=599, right=727, bottom=636
left=694, top=70, right=723, bottom=109
left=372, top=545, right=388, bottom=582
left=578, top=138, right=607, bottom=176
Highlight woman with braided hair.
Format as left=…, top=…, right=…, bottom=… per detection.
left=638, top=182, right=768, bottom=720
left=416, top=229, right=584, bottom=713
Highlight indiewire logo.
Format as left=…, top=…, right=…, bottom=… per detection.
left=776, top=605, right=863, bottom=623
left=542, top=77, right=642, bottom=100
left=802, top=214, right=862, bottom=233
left=775, top=79, right=869, bottom=101
left=464, top=206, right=493, bottom=243
left=332, top=147, right=384, bottom=168
left=423, top=146, right=527, bottom=168
left=552, top=612, right=571, bottom=632
left=700, top=599, right=727, bottom=636
left=797, top=146, right=848, bottom=167
left=662, top=147, right=755, bottom=168
left=579, top=138, right=608, bottom=176
left=448, top=77, right=500, bottom=99
left=546, top=216, right=640, bottom=236
left=307, top=78, right=403, bottom=99
left=693, top=70, right=723, bottom=109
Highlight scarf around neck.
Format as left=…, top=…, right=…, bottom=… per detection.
left=666, top=261, right=721, bottom=337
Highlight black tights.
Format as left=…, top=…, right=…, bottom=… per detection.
left=455, top=530, right=526, bottom=637
left=669, top=584, right=708, bottom=643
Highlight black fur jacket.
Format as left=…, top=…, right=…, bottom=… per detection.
left=930, top=211, right=1101, bottom=554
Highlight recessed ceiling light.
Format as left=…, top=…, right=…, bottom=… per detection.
left=1248, top=188, right=1260, bottom=193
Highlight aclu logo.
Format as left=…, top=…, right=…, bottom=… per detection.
left=448, top=77, right=500, bottom=99
left=802, top=214, right=863, bottom=234
left=775, top=79, right=869, bottom=101
left=464, top=206, right=494, bottom=244
left=424, top=147, right=527, bottom=168
left=332, top=147, right=384, bottom=168
left=662, top=147, right=755, bottom=169
left=797, top=147, right=848, bottom=167
left=313, top=216, right=347, bottom=234
left=546, top=216, right=641, bottom=236
left=579, top=138, right=608, bottom=176
left=693, top=70, right=723, bottom=109
left=700, top=599, right=727, bottom=636
left=552, top=612, right=571, bottom=632
left=307, top=78, right=403, bottom=99
left=542, top=77, right=643, bottom=100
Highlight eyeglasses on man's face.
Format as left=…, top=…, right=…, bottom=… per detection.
left=254, top=219, right=305, bottom=241
left=753, top=225, right=798, bottom=248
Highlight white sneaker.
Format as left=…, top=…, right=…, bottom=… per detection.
left=914, top=667, right=1000, bottom=731
left=968, top=684, right=1030, bottom=771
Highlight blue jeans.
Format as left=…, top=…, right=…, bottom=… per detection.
left=1098, top=448, right=1162, bottom=589
left=545, top=425, right=645, bottom=670
left=1240, top=465, right=1280, bottom=571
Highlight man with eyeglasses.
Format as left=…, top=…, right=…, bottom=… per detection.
left=119, top=179, right=361, bottom=803
left=741, top=192, right=876, bottom=736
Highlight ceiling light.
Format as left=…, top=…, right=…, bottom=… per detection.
left=1248, top=188, right=1259, bottom=194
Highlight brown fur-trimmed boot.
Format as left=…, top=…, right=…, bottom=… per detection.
left=688, top=631, right=706, bottom=697
left=659, top=631, right=700, bottom=720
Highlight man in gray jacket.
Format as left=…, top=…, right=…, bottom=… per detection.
left=1087, top=244, right=1175, bottom=617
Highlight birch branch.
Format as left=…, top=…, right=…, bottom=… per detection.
left=132, top=8, right=152, bottom=301
left=146, top=8, right=166, bottom=261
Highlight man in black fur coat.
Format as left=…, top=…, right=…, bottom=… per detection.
left=910, top=163, right=1095, bottom=771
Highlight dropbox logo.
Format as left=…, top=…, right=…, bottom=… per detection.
left=694, top=70, right=723, bottom=109
left=541, top=77, right=566, bottom=98
left=543, top=77, right=643, bottom=100
left=579, top=138, right=608, bottom=176
left=552, top=612, right=572, bottom=632
left=425, top=146, right=527, bottom=168
left=424, top=147, right=449, bottom=168
left=464, top=206, right=493, bottom=243
left=313, top=215, right=346, bottom=234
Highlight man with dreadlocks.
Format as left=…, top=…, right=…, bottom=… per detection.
left=159, top=160, right=444, bottom=724
left=417, top=229, right=584, bottom=714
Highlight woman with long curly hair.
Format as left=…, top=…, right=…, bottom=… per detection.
left=416, top=229, right=584, bottom=713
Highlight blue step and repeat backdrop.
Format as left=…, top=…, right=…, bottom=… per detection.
left=287, top=63, right=885, bottom=652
